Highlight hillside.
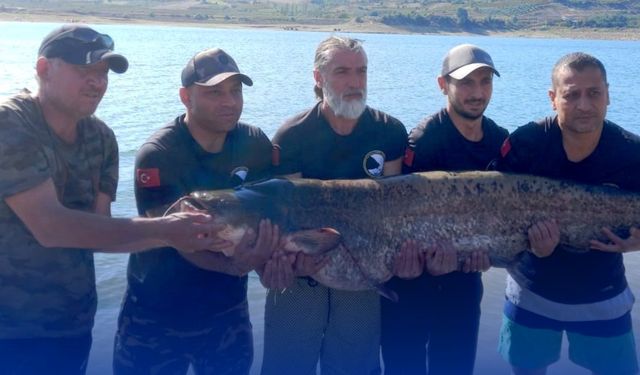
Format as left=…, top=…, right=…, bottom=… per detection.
left=1, top=0, right=639, bottom=37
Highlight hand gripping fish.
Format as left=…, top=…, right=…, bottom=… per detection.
left=167, top=171, right=640, bottom=292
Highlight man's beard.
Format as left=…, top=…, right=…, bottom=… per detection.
left=324, top=83, right=367, bottom=119
left=450, top=95, right=487, bottom=121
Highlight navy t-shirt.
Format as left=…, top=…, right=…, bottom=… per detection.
left=495, top=116, right=640, bottom=304
left=126, top=115, right=272, bottom=323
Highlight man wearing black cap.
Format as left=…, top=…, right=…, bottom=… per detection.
left=0, top=24, right=221, bottom=375
left=113, top=48, right=282, bottom=375
left=381, top=44, right=508, bottom=375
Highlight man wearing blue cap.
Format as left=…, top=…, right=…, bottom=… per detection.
left=0, top=25, right=221, bottom=375
left=113, top=48, right=285, bottom=375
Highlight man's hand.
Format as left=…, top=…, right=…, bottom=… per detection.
left=293, top=252, right=329, bottom=277
left=590, top=226, right=640, bottom=253
left=462, top=251, right=491, bottom=273
left=232, top=219, right=281, bottom=271
left=424, top=245, right=457, bottom=276
left=258, top=251, right=328, bottom=290
left=528, top=219, right=560, bottom=258
left=392, top=240, right=424, bottom=279
left=160, top=211, right=220, bottom=253
left=259, top=251, right=296, bottom=290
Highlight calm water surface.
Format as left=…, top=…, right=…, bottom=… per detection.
left=2, top=21, right=640, bottom=374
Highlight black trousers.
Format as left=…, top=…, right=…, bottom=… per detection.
left=0, top=334, right=92, bottom=375
left=381, top=272, right=483, bottom=375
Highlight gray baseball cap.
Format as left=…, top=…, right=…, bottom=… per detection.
left=441, top=44, right=499, bottom=80
left=181, top=48, right=253, bottom=88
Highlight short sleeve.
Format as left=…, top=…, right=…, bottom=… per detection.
left=0, top=106, right=51, bottom=199
left=382, top=117, right=408, bottom=162
left=272, top=122, right=302, bottom=176
left=134, top=142, right=181, bottom=216
left=98, top=126, right=119, bottom=201
left=405, top=117, right=440, bottom=173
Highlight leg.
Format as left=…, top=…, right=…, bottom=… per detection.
left=381, top=275, right=431, bottom=375
left=191, top=302, right=253, bottom=375
left=261, top=278, right=329, bottom=375
left=0, top=334, right=92, bottom=375
left=321, top=288, right=381, bottom=375
left=497, top=313, right=561, bottom=375
left=426, top=273, right=482, bottom=375
left=113, top=297, right=190, bottom=375
left=566, top=311, right=638, bottom=375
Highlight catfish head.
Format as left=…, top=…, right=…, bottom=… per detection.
left=169, top=186, right=341, bottom=257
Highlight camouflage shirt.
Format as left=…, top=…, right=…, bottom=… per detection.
left=0, top=91, right=119, bottom=338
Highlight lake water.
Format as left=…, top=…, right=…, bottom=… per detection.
left=2, top=21, right=640, bottom=375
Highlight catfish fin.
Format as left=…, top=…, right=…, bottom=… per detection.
left=375, top=283, right=399, bottom=302
left=283, top=228, right=342, bottom=255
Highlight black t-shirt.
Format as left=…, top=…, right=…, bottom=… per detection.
left=495, top=116, right=640, bottom=304
left=273, top=103, right=407, bottom=179
left=127, top=115, right=273, bottom=321
left=404, top=108, right=508, bottom=173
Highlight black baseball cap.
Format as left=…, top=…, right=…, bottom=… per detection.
left=181, top=48, right=253, bottom=88
left=441, top=44, right=499, bottom=80
left=38, top=24, right=128, bottom=74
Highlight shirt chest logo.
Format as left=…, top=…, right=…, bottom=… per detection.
left=230, top=166, right=249, bottom=187
left=363, top=150, right=385, bottom=178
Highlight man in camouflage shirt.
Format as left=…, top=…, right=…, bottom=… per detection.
left=0, top=24, right=220, bottom=375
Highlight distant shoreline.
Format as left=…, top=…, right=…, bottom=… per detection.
left=1, top=10, right=640, bottom=41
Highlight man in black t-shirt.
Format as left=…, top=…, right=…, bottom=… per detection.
left=113, top=48, right=281, bottom=375
left=495, top=53, right=640, bottom=375
left=382, top=44, right=508, bottom=375
left=260, top=36, right=408, bottom=375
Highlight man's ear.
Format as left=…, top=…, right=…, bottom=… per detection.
left=548, top=88, right=557, bottom=111
left=437, top=75, right=447, bottom=95
left=179, top=87, right=191, bottom=108
left=35, top=57, right=50, bottom=80
left=313, top=69, right=323, bottom=91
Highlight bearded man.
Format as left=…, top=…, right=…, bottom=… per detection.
left=260, top=36, right=408, bottom=375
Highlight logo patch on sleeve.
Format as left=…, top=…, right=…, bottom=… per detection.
left=500, top=138, right=512, bottom=158
left=136, top=168, right=161, bottom=188
left=403, top=148, right=415, bottom=167
left=272, top=144, right=281, bottom=167
left=363, top=150, right=385, bottom=178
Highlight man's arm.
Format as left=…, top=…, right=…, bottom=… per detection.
left=5, top=178, right=217, bottom=253
left=383, top=157, right=403, bottom=177
left=590, top=226, right=640, bottom=253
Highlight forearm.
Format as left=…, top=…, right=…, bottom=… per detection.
left=37, top=208, right=167, bottom=251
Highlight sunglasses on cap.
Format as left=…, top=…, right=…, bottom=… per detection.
left=40, top=27, right=115, bottom=54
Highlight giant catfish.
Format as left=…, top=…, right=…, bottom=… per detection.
left=170, top=171, right=640, bottom=291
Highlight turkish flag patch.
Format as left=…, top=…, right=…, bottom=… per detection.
left=272, top=144, right=281, bottom=167
left=403, top=148, right=415, bottom=167
left=136, top=168, right=161, bottom=188
left=500, top=138, right=512, bottom=158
